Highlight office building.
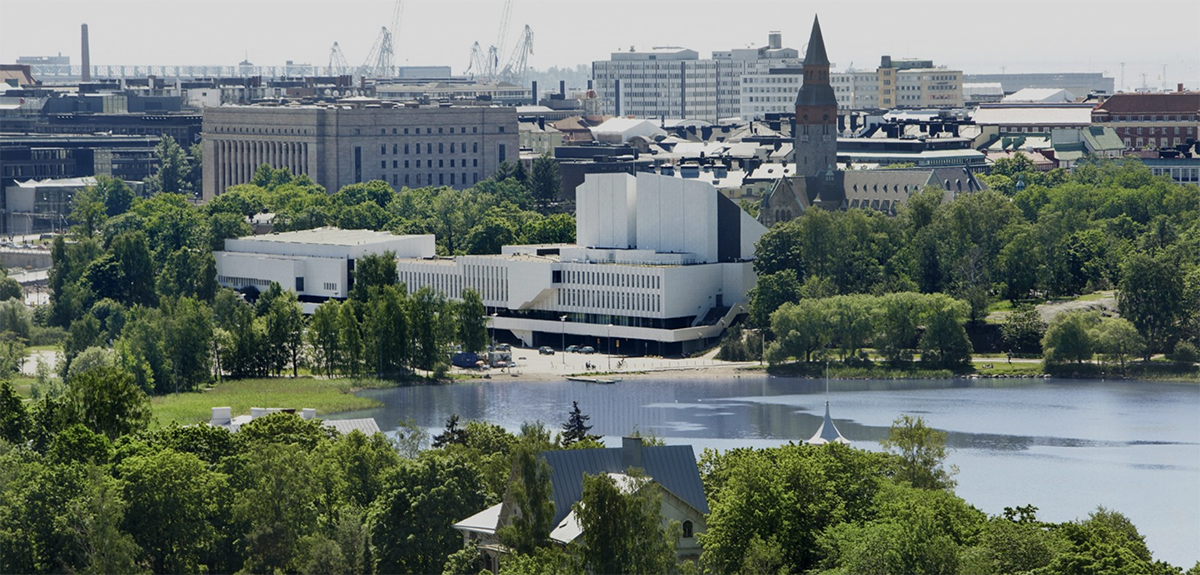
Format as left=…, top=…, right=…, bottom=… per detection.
left=831, top=56, right=963, bottom=110
left=200, top=101, right=518, bottom=200
left=592, top=33, right=801, bottom=121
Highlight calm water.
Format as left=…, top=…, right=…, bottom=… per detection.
left=332, top=376, right=1200, bottom=567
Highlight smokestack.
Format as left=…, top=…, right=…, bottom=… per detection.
left=531, top=80, right=538, bottom=105
left=81, top=24, right=91, bottom=82
left=768, top=31, right=782, bottom=50
left=559, top=80, right=565, bottom=96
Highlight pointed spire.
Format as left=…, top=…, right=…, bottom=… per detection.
left=807, top=363, right=848, bottom=445
left=807, top=400, right=849, bottom=445
left=804, top=15, right=830, bottom=67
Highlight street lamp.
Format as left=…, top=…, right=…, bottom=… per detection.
left=560, top=315, right=567, bottom=365
left=607, top=323, right=613, bottom=371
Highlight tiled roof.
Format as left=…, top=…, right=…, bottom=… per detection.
left=1095, top=92, right=1200, bottom=114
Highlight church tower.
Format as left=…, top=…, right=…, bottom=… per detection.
left=794, top=15, right=838, bottom=176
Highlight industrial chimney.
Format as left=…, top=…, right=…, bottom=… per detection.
left=80, top=24, right=91, bottom=82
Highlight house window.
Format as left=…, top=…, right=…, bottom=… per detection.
left=682, top=520, right=694, bottom=538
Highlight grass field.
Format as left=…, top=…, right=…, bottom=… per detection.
left=152, top=377, right=385, bottom=426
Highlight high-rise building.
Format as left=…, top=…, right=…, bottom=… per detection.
left=592, top=34, right=801, bottom=121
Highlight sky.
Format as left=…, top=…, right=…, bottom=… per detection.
left=2, top=0, right=1198, bottom=91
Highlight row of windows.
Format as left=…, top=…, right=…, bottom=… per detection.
left=1126, top=137, right=1188, bottom=148
left=381, top=142, right=481, bottom=155
left=1109, top=114, right=1198, bottom=122
left=381, top=158, right=479, bottom=169
left=559, top=288, right=662, bottom=314
left=217, top=275, right=275, bottom=288
left=562, top=269, right=661, bottom=290
left=1124, top=126, right=1194, bottom=135
left=212, top=125, right=312, bottom=136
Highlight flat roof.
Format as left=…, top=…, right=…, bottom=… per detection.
left=244, top=227, right=414, bottom=246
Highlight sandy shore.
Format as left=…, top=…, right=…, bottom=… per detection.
left=450, top=344, right=763, bottom=383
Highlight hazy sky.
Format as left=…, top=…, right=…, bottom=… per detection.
left=2, top=0, right=1198, bottom=91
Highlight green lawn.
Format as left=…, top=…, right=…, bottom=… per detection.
left=971, top=360, right=1045, bottom=377
left=152, top=377, right=383, bottom=426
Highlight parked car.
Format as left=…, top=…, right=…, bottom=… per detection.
left=566, top=345, right=580, bottom=353
left=496, top=343, right=511, bottom=351
left=538, top=346, right=555, bottom=355
left=580, top=346, right=596, bottom=354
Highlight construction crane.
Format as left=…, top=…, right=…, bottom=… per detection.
left=360, top=26, right=394, bottom=78
left=498, top=25, right=534, bottom=83
left=328, top=42, right=350, bottom=76
left=465, top=0, right=516, bottom=82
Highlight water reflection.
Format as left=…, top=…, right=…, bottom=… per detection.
left=335, top=375, right=1200, bottom=566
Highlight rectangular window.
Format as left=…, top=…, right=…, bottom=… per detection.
left=473, top=142, right=479, bottom=153
left=381, top=160, right=386, bottom=169
left=499, top=144, right=507, bottom=163
left=439, top=143, right=444, bottom=154
left=427, top=143, right=432, bottom=154
left=296, top=277, right=305, bottom=291
left=354, top=146, right=362, bottom=183
left=404, top=144, right=410, bottom=154
left=450, top=173, right=456, bottom=185
left=381, top=145, right=386, bottom=155
left=473, top=159, right=479, bottom=167
left=439, top=173, right=444, bottom=185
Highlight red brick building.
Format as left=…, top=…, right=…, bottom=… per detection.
left=1091, top=88, right=1200, bottom=151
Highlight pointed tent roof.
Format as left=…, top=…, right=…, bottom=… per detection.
left=804, top=15, right=830, bottom=67
left=807, top=400, right=849, bottom=445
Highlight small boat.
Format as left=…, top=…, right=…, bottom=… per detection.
left=567, top=377, right=620, bottom=384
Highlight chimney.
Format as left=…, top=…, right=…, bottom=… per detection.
left=80, top=24, right=91, bottom=82
left=1180, top=83, right=1185, bottom=93
left=621, top=436, right=644, bottom=470
left=768, top=31, right=782, bottom=50
left=531, top=80, right=538, bottom=105
left=559, top=80, right=566, bottom=96
left=538, top=116, right=545, bottom=130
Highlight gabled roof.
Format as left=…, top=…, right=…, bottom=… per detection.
left=542, top=442, right=709, bottom=525
left=1081, top=126, right=1125, bottom=152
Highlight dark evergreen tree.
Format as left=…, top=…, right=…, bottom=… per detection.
left=561, top=401, right=599, bottom=446
left=432, top=414, right=469, bottom=448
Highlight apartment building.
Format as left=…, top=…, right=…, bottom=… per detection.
left=832, top=56, right=962, bottom=110
left=592, top=33, right=801, bottom=121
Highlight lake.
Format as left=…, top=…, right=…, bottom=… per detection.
left=331, top=376, right=1200, bottom=567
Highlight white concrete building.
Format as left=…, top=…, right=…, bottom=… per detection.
left=214, top=228, right=435, bottom=312
left=739, top=68, right=804, bottom=119
left=396, top=172, right=767, bottom=355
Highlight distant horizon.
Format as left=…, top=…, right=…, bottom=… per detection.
left=2, top=0, right=1197, bottom=92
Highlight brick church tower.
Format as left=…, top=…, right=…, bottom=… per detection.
left=793, top=15, right=838, bottom=176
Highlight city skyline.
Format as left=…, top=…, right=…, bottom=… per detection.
left=2, top=0, right=1198, bottom=92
